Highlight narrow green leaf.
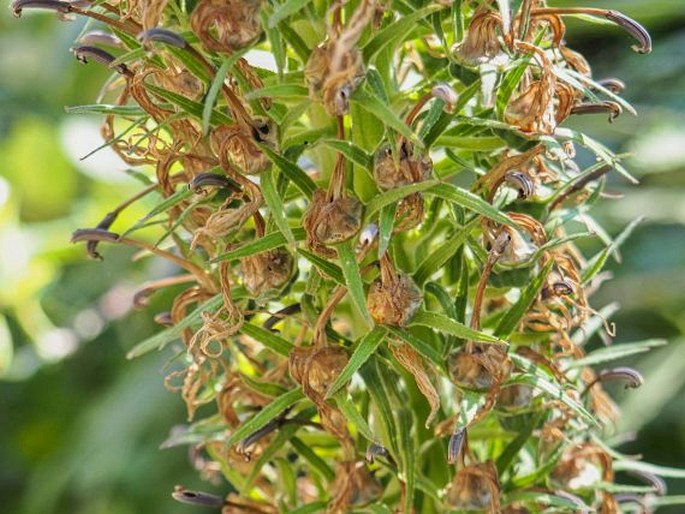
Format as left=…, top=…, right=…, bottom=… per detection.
left=240, top=323, right=294, bottom=357
left=288, top=501, right=329, bottom=514
left=494, top=259, right=553, bottom=338
left=509, top=354, right=599, bottom=428
left=268, top=0, right=313, bottom=27
left=298, top=249, right=345, bottom=284
left=338, top=241, right=373, bottom=325
left=496, top=412, right=544, bottom=475
left=396, top=407, right=416, bottom=514
left=212, top=228, right=306, bottom=262
left=224, top=388, right=305, bottom=448
left=362, top=5, right=443, bottom=62
left=65, top=104, right=148, bottom=116
left=145, top=83, right=233, bottom=125
left=613, top=460, right=685, bottom=479
left=425, top=183, right=514, bottom=226
left=290, top=437, right=336, bottom=482
left=386, top=326, right=443, bottom=367
left=243, top=423, right=300, bottom=491
left=326, top=326, right=387, bottom=398
left=333, top=390, right=376, bottom=442
left=202, top=58, right=236, bottom=135
left=569, top=339, right=668, bottom=369
left=434, top=135, right=505, bottom=150
left=319, top=139, right=373, bottom=169
left=351, top=87, right=418, bottom=144
left=413, top=218, right=479, bottom=285
left=360, top=360, right=399, bottom=454
left=240, top=373, right=288, bottom=397
left=261, top=167, right=296, bottom=246
left=259, top=145, right=317, bottom=199
left=126, top=294, right=223, bottom=358
left=410, top=311, right=508, bottom=345
left=246, top=84, right=309, bottom=100
left=582, top=216, right=644, bottom=283
left=364, top=180, right=439, bottom=222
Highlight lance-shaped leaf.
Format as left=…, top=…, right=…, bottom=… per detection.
left=326, top=325, right=387, bottom=398
left=425, top=183, right=514, bottom=226
left=351, top=87, right=417, bottom=144
left=259, top=145, right=317, bottom=198
left=338, top=240, right=373, bottom=325
left=261, top=167, right=296, bottom=246
left=569, top=339, right=667, bottom=369
left=240, top=323, right=294, bottom=357
left=213, top=228, right=306, bottom=262
left=223, top=388, right=305, bottom=448
left=410, top=311, right=508, bottom=345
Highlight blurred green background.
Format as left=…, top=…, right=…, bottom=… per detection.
left=0, top=1, right=683, bottom=513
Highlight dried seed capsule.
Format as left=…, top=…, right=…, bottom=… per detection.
left=305, top=43, right=365, bottom=116
left=452, top=7, right=506, bottom=67
left=367, top=257, right=422, bottom=327
left=190, top=0, right=263, bottom=53
left=306, top=346, right=348, bottom=396
left=393, top=193, right=425, bottom=232
left=303, top=189, right=363, bottom=251
left=240, top=248, right=295, bottom=299
left=496, top=383, right=535, bottom=412
left=210, top=120, right=275, bottom=175
left=373, top=140, right=432, bottom=190
left=329, top=461, right=383, bottom=509
left=448, top=345, right=511, bottom=392
left=445, top=462, right=501, bottom=512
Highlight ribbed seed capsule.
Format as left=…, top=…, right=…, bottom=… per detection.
left=367, top=257, right=422, bottom=327
left=240, top=248, right=294, bottom=299
left=446, top=462, right=501, bottom=512
left=373, top=141, right=432, bottom=190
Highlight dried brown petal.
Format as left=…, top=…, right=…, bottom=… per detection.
left=373, top=140, right=432, bottom=190
left=190, top=0, right=263, bottom=53
left=211, top=123, right=273, bottom=175
left=367, top=268, right=422, bottom=327
left=240, top=248, right=295, bottom=299
left=452, top=7, right=505, bottom=67
left=446, top=462, right=501, bottom=513
left=390, top=342, right=440, bottom=426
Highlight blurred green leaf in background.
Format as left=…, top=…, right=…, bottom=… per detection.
left=0, top=1, right=684, bottom=513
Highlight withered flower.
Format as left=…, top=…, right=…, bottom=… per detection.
left=446, top=461, right=501, bottom=513
left=452, top=7, right=506, bottom=68
left=373, top=140, right=432, bottom=190
left=448, top=344, right=512, bottom=392
left=328, top=461, right=383, bottom=514
left=190, top=0, right=263, bottom=53
left=240, top=248, right=295, bottom=299
left=303, top=188, right=363, bottom=256
left=210, top=119, right=276, bottom=175
left=289, top=345, right=349, bottom=398
left=305, top=42, right=365, bottom=116
left=367, top=254, right=422, bottom=327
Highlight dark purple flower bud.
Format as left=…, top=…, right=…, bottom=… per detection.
left=137, top=28, right=188, bottom=49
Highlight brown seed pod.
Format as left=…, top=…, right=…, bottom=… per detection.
left=305, top=42, right=365, bottom=116
left=289, top=345, right=349, bottom=398
left=394, top=193, right=425, bottom=232
left=496, top=383, right=535, bottom=412
left=190, top=0, right=263, bottom=53
left=551, top=443, right=613, bottom=491
left=373, top=140, right=432, bottom=190
left=452, top=7, right=506, bottom=67
left=446, top=461, right=501, bottom=513
left=303, top=189, right=363, bottom=255
left=240, top=248, right=295, bottom=299
left=328, top=461, right=383, bottom=513
left=448, top=344, right=512, bottom=392
left=367, top=256, right=422, bottom=327
left=210, top=119, right=276, bottom=175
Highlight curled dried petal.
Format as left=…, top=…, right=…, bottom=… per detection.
left=189, top=172, right=239, bottom=194
left=71, top=45, right=130, bottom=75
left=599, top=367, right=644, bottom=389
left=137, top=27, right=188, bottom=48
left=605, top=10, right=652, bottom=54
left=78, top=30, right=123, bottom=48
left=11, top=0, right=73, bottom=17
left=172, top=487, right=224, bottom=507
left=447, top=427, right=466, bottom=465
left=571, top=101, right=623, bottom=122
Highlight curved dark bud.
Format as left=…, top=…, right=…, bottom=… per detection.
left=11, top=0, right=73, bottom=18
left=504, top=171, right=535, bottom=199
left=263, top=303, right=302, bottom=331
left=133, top=287, right=154, bottom=309
left=628, top=469, right=667, bottom=496
left=153, top=312, right=173, bottom=326
left=597, top=78, right=626, bottom=95
left=599, top=367, right=644, bottom=389
left=605, top=10, right=652, bottom=54
left=137, top=28, right=188, bottom=49
left=571, top=101, right=623, bottom=122
left=552, top=279, right=574, bottom=296
left=70, top=45, right=130, bottom=75
left=236, top=418, right=282, bottom=458
left=71, top=227, right=120, bottom=260
left=171, top=487, right=225, bottom=507
left=365, top=442, right=396, bottom=466
left=188, top=172, right=239, bottom=194
left=447, top=427, right=466, bottom=465
left=78, top=30, right=123, bottom=48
